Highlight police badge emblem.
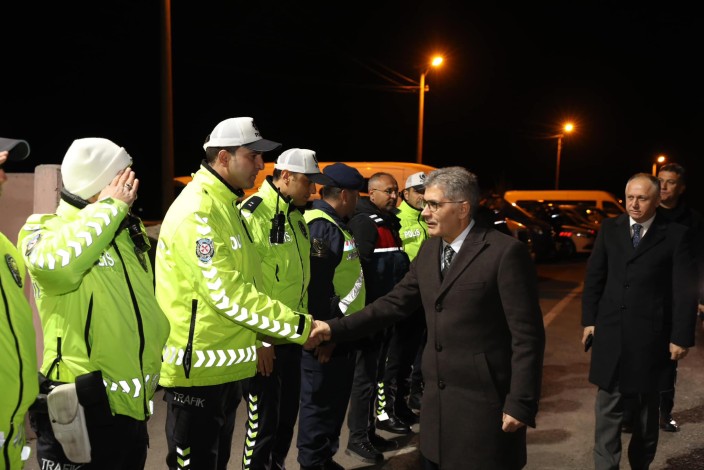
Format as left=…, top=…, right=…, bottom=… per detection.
left=5, top=254, right=23, bottom=288
left=196, top=238, right=215, bottom=262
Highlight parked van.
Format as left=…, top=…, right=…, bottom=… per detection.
left=502, top=190, right=625, bottom=217
left=175, top=161, right=438, bottom=201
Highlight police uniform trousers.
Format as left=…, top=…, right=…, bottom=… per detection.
left=31, top=409, right=149, bottom=470
left=346, top=330, right=389, bottom=443
left=241, top=343, right=302, bottom=470
left=164, top=381, right=242, bottom=470
left=594, top=387, right=660, bottom=470
left=381, top=306, right=425, bottom=412
left=297, top=349, right=355, bottom=467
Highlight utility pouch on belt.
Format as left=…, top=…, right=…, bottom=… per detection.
left=46, top=370, right=113, bottom=463
left=47, top=383, right=92, bottom=463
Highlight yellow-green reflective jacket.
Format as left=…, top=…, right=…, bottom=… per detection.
left=156, top=165, right=312, bottom=388
left=18, top=198, right=169, bottom=421
left=397, top=199, right=429, bottom=261
left=1, top=232, right=38, bottom=469
left=304, top=209, right=366, bottom=316
left=239, top=178, right=310, bottom=345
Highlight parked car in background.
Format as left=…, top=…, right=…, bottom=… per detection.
left=528, top=203, right=598, bottom=257
left=503, top=189, right=625, bottom=217
left=478, top=195, right=557, bottom=262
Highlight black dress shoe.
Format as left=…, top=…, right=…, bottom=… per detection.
left=346, top=439, right=384, bottom=464
left=369, top=432, right=399, bottom=451
left=660, top=417, right=680, bottom=432
left=376, top=414, right=412, bottom=434
left=395, top=402, right=419, bottom=424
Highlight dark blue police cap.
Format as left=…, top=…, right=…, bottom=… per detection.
left=322, top=163, right=365, bottom=190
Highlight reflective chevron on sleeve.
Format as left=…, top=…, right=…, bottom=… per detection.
left=192, top=215, right=303, bottom=341
left=163, top=346, right=257, bottom=367
left=27, top=206, right=120, bottom=270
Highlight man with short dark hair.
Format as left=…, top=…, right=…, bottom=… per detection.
left=656, top=162, right=704, bottom=433
left=156, top=117, right=315, bottom=470
left=237, top=148, right=332, bottom=470
left=582, top=172, right=698, bottom=469
left=308, top=166, right=545, bottom=469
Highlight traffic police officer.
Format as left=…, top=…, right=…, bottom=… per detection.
left=237, top=148, right=332, bottom=470
left=0, top=139, right=37, bottom=470
left=156, top=118, right=314, bottom=470
left=19, top=138, right=170, bottom=469
left=385, top=171, right=429, bottom=418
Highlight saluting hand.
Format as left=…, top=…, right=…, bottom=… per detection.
left=98, top=169, right=138, bottom=207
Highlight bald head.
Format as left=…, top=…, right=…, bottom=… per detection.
left=625, top=173, right=660, bottom=223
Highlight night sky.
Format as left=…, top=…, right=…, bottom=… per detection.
left=2, top=3, right=702, bottom=220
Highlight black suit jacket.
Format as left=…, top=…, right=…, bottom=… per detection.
left=329, top=223, right=545, bottom=469
left=582, top=213, right=698, bottom=393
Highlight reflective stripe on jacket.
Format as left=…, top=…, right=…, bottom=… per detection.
left=18, top=198, right=169, bottom=421
left=397, top=199, right=429, bottom=261
left=156, top=165, right=312, bottom=388
left=1, top=233, right=38, bottom=468
left=304, top=209, right=365, bottom=315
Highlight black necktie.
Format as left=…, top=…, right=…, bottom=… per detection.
left=442, top=245, right=455, bottom=278
left=632, top=223, right=642, bottom=248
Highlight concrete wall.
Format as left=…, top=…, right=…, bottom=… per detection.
left=2, top=165, right=62, bottom=367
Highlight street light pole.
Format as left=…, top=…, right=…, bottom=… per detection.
left=652, top=154, right=666, bottom=176
left=416, top=71, right=426, bottom=164
left=553, top=122, right=574, bottom=190
left=555, top=134, right=563, bottom=190
left=416, top=56, right=443, bottom=164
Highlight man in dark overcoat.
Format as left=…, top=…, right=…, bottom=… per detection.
left=582, top=173, right=698, bottom=470
left=306, top=166, right=546, bottom=469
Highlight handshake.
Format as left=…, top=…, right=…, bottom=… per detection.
left=304, top=319, right=333, bottom=350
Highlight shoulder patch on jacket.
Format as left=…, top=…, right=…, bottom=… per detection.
left=5, top=254, right=22, bottom=288
left=311, top=238, right=330, bottom=258
left=241, top=196, right=263, bottom=213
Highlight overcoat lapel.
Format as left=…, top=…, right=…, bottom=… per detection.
left=439, top=224, right=488, bottom=295
left=629, top=216, right=667, bottom=261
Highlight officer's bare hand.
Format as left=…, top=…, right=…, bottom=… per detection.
left=304, top=320, right=331, bottom=350
left=315, top=343, right=336, bottom=364
left=501, top=413, right=526, bottom=433
left=0, top=151, right=8, bottom=165
left=257, top=345, right=276, bottom=376
left=98, top=169, right=138, bottom=207
left=670, top=343, right=688, bottom=361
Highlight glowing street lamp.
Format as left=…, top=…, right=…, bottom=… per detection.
left=554, top=122, right=575, bottom=190
left=652, top=154, right=666, bottom=176
left=417, top=55, right=444, bottom=164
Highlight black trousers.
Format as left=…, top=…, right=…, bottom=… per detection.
left=594, top=387, right=659, bottom=470
left=347, top=332, right=388, bottom=443
left=381, top=307, right=425, bottom=411
left=30, top=409, right=148, bottom=470
left=163, top=381, right=242, bottom=470
left=297, top=349, right=355, bottom=467
left=241, top=344, right=302, bottom=470
left=659, top=360, right=677, bottom=420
